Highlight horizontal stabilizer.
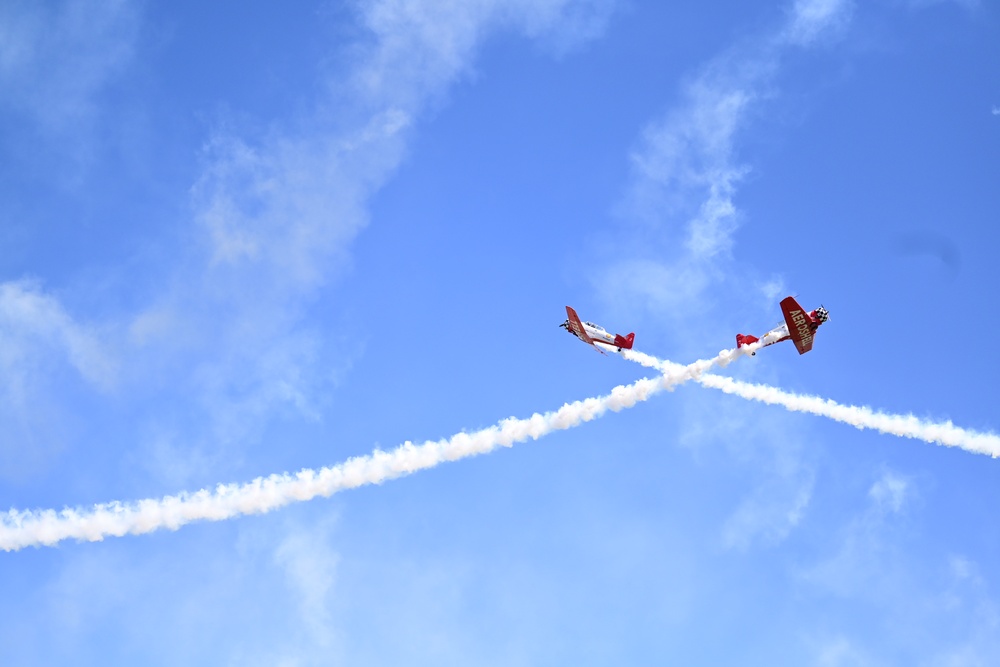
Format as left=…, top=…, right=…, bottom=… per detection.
left=614, top=332, right=635, bottom=350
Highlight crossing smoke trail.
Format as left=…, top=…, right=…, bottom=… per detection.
left=621, top=349, right=1000, bottom=458
left=0, top=346, right=754, bottom=552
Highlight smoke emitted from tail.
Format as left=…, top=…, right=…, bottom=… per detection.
left=1, top=347, right=751, bottom=552
left=622, top=349, right=1000, bottom=458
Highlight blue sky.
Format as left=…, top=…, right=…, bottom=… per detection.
left=1, top=0, right=998, bottom=664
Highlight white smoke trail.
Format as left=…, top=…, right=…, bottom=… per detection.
left=622, top=349, right=1000, bottom=458
left=1, top=346, right=753, bottom=552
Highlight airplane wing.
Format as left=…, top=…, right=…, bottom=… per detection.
left=780, top=296, right=816, bottom=355
left=565, top=306, right=603, bottom=352
left=565, top=306, right=593, bottom=343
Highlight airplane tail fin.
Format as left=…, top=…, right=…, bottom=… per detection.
left=736, top=334, right=759, bottom=349
left=614, top=332, right=635, bottom=350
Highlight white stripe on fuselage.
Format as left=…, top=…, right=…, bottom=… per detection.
left=581, top=322, right=615, bottom=345
left=759, top=323, right=789, bottom=347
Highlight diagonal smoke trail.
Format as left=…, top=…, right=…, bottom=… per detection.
left=622, top=349, right=1000, bottom=458
left=1, top=346, right=754, bottom=552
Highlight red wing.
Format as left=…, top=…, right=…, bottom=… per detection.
left=565, top=306, right=595, bottom=345
left=780, top=296, right=815, bottom=355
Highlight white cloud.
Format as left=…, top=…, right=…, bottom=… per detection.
left=516, top=0, right=617, bottom=56
left=795, top=487, right=1000, bottom=665
left=676, top=389, right=817, bottom=551
left=800, top=467, right=915, bottom=597
left=722, top=474, right=813, bottom=550
left=802, top=551, right=1000, bottom=666
left=600, top=259, right=714, bottom=314
left=601, top=0, right=854, bottom=323
left=623, top=76, right=754, bottom=245
left=598, top=61, right=761, bottom=325
left=757, top=276, right=787, bottom=307
left=191, top=108, right=411, bottom=291
left=948, top=555, right=985, bottom=587
left=0, top=280, right=118, bottom=391
left=352, top=0, right=615, bottom=113
left=273, top=521, right=341, bottom=648
left=0, top=0, right=139, bottom=133
left=782, top=0, right=854, bottom=47
left=7, top=523, right=353, bottom=666
left=926, top=578, right=1000, bottom=667
left=0, top=280, right=119, bottom=479
left=812, top=637, right=878, bottom=667
left=164, top=0, right=618, bottom=445
left=906, top=0, right=980, bottom=10
left=0, top=0, right=618, bottom=458
left=718, top=429, right=815, bottom=550
left=868, top=470, right=911, bottom=514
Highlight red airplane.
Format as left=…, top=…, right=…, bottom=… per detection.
left=560, top=306, right=635, bottom=354
left=736, top=296, right=829, bottom=355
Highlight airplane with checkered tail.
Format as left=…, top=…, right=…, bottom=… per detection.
left=736, top=296, right=829, bottom=355
left=560, top=306, right=635, bottom=354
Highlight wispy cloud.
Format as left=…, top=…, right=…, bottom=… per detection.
left=868, top=470, right=910, bottom=513
left=602, top=72, right=757, bottom=321
left=905, top=0, right=981, bottom=10
left=798, top=468, right=915, bottom=597
left=0, top=0, right=139, bottom=134
left=781, top=0, right=854, bottom=47
left=673, top=369, right=816, bottom=550
left=152, top=0, right=619, bottom=446
left=351, top=0, right=615, bottom=113
left=797, top=476, right=1000, bottom=664
left=0, top=280, right=117, bottom=391
left=812, top=636, right=878, bottom=667
left=273, top=520, right=341, bottom=648
left=0, top=280, right=118, bottom=479
left=617, top=58, right=758, bottom=263
left=721, top=451, right=814, bottom=550
left=603, top=0, right=854, bottom=324
left=0, top=0, right=618, bottom=462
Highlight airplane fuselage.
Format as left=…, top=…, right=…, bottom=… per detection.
left=568, top=321, right=617, bottom=346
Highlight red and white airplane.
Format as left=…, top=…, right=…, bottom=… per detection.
left=560, top=306, right=635, bottom=354
left=736, top=296, right=829, bottom=355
